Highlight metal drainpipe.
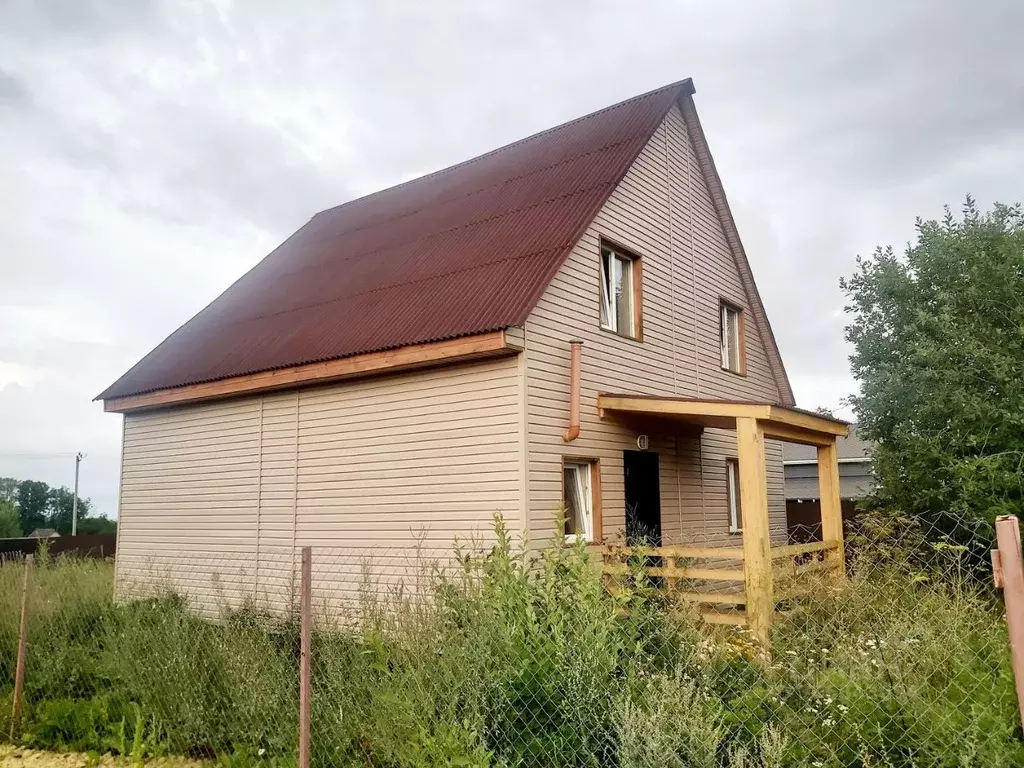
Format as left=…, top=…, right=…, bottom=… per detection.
left=562, top=341, right=582, bottom=442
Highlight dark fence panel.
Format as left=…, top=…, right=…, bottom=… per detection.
left=0, top=534, right=116, bottom=562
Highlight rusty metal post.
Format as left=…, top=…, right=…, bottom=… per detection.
left=9, top=554, right=33, bottom=741
left=995, top=515, right=1024, bottom=727
left=298, top=546, right=312, bottom=768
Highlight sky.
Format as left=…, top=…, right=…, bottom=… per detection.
left=1, top=0, right=1022, bottom=519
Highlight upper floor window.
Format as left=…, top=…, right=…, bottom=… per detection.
left=720, top=301, right=745, bottom=374
left=599, top=245, right=637, bottom=338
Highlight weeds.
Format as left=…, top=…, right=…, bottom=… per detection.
left=0, top=521, right=1021, bottom=767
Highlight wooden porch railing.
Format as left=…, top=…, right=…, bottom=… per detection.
left=593, top=539, right=843, bottom=632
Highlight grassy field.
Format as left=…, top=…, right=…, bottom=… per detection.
left=1, top=523, right=1022, bottom=767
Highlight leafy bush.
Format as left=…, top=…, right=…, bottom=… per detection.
left=0, top=525, right=1022, bottom=767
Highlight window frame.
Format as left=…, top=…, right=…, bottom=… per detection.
left=598, top=240, right=643, bottom=341
left=719, top=300, right=746, bottom=376
left=726, top=457, right=742, bottom=534
left=561, top=457, right=603, bottom=543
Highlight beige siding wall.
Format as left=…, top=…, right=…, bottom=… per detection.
left=525, top=102, right=787, bottom=546
left=117, top=356, right=523, bottom=613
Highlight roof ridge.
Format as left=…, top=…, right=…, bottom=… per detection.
left=314, top=78, right=694, bottom=220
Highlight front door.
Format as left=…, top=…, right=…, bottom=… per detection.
left=623, top=450, right=662, bottom=546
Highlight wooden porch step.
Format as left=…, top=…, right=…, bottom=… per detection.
left=700, top=607, right=748, bottom=626
left=679, top=590, right=746, bottom=606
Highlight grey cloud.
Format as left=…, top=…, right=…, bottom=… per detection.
left=3, top=0, right=165, bottom=44
left=0, top=68, right=31, bottom=106
left=0, top=0, right=1021, bottom=515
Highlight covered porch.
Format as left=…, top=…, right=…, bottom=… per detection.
left=594, top=394, right=850, bottom=646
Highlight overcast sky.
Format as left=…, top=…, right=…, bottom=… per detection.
left=1, top=0, right=1021, bottom=518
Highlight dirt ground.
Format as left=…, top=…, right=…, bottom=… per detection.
left=0, top=747, right=204, bottom=767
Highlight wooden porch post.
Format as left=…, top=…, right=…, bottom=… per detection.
left=736, top=417, right=774, bottom=649
left=816, top=439, right=846, bottom=573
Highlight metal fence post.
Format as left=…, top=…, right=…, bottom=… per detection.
left=299, top=546, right=312, bottom=768
left=9, top=554, right=33, bottom=741
left=994, top=515, right=1024, bottom=726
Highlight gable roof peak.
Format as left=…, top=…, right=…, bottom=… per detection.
left=100, top=78, right=750, bottom=403
left=313, top=78, right=695, bottom=222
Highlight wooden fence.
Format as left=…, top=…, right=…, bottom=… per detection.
left=594, top=539, right=843, bottom=631
left=0, top=533, right=116, bottom=563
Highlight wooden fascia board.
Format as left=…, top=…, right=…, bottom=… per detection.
left=764, top=406, right=850, bottom=438
left=104, top=329, right=522, bottom=413
left=597, top=395, right=772, bottom=423
left=759, top=423, right=835, bottom=447
left=596, top=395, right=849, bottom=443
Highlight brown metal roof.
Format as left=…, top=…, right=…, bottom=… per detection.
left=99, top=80, right=694, bottom=401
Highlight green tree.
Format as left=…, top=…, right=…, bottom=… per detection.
left=0, top=476, right=17, bottom=505
left=47, top=485, right=93, bottom=535
left=16, top=479, right=51, bottom=534
left=77, top=515, right=117, bottom=535
left=842, top=198, right=1024, bottom=554
left=0, top=499, right=20, bottom=538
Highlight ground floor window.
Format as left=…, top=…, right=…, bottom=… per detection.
left=563, top=459, right=597, bottom=542
left=726, top=458, right=742, bottom=533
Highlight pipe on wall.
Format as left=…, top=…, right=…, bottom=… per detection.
left=563, top=340, right=582, bottom=442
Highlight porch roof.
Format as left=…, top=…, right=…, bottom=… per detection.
left=596, top=394, right=850, bottom=446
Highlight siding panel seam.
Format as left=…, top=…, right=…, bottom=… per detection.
left=255, top=396, right=263, bottom=597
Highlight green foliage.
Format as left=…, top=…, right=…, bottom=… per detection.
left=1, top=527, right=1022, bottom=766
left=0, top=477, right=17, bottom=506
left=0, top=500, right=20, bottom=538
left=47, top=486, right=92, bottom=535
left=0, top=475, right=112, bottom=536
left=76, top=516, right=117, bottom=535
left=14, top=479, right=50, bottom=534
left=841, top=199, right=1024, bottom=558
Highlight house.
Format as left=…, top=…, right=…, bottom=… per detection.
left=99, top=79, right=848, bottom=638
left=29, top=528, right=60, bottom=539
left=784, top=425, right=873, bottom=541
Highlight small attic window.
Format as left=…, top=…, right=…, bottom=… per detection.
left=720, top=301, right=745, bottom=375
left=599, top=243, right=641, bottom=339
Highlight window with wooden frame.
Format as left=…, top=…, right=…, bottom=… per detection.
left=726, top=458, right=742, bottom=533
left=599, top=243, right=641, bottom=339
left=720, top=301, right=745, bottom=374
left=562, top=458, right=601, bottom=542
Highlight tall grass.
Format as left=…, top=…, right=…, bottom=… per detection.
left=1, top=524, right=1021, bottom=767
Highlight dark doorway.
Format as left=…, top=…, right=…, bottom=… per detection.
left=624, top=450, right=662, bottom=546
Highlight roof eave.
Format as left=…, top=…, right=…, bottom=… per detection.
left=101, top=328, right=524, bottom=413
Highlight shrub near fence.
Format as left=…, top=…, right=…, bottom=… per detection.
left=1, top=518, right=1023, bottom=767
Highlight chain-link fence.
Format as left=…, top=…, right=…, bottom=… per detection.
left=1, top=515, right=1023, bottom=767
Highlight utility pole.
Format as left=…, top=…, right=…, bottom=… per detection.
left=72, top=452, right=84, bottom=536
